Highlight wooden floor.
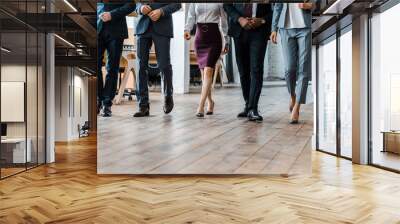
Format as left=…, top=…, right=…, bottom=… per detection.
left=1, top=135, right=400, bottom=223
left=98, top=87, right=313, bottom=175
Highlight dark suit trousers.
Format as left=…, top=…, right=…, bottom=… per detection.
left=97, top=32, right=124, bottom=107
left=233, top=30, right=268, bottom=111
left=136, top=26, right=173, bottom=107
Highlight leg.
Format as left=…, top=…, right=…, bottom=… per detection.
left=295, top=28, right=311, bottom=105
left=233, top=36, right=251, bottom=110
left=136, top=35, right=152, bottom=108
left=279, top=29, right=298, bottom=111
left=248, top=33, right=267, bottom=113
left=291, top=28, right=312, bottom=123
left=103, top=38, right=124, bottom=108
left=197, top=67, right=214, bottom=116
left=153, top=34, right=174, bottom=113
left=97, top=36, right=106, bottom=109
left=153, top=34, right=173, bottom=98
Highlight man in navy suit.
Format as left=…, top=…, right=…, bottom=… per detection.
left=133, top=3, right=181, bottom=117
left=97, top=0, right=135, bottom=117
left=224, top=3, right=273, bottom=122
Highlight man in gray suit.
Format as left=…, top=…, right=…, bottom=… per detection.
left=133, top=3, right=181, bottom=117
left=270, top=2, right=315, bottom=124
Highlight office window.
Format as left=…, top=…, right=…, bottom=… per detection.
left=339, top=29, right=352, bottom=158
left=370, top=4, right=400, bottom=171
left=317, top=36, right=337, bottom=154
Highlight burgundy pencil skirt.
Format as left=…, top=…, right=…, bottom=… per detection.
left=194, top=23, right=223, bottom=69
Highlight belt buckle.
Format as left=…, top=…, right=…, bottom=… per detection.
left=200, top=24, right=209, bottom=32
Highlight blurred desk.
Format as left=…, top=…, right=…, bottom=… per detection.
left=1, top=138, right=32, bottom=163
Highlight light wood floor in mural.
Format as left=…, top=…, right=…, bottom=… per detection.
left=1, top=136, right=400, bottom=223
left=98, top=87, right=313, bottom=174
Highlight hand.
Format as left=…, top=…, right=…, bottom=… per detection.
left=100, top=12, right=112, bottom=22
left=298, top=3, right=314, bottom=10
left=148, top=9, right=162, bottom=22
left=140, top=5, right=152, bottom=15
left=270, top=31, right=278, bottom=44
left=238, top=17, right=251, bottom=30
left=248, top=18, right=264, bottom=29
left=184, top=31, right=191, bottom=40
left=222, top=45, right=229, bottom=55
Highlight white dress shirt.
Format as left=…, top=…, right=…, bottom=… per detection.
left=251, top=3, right=258, bottom=18
left=184, top=3, right=229, bottom=45
left=284, top=4, right=306, bottom=29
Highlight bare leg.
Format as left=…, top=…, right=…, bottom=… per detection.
left=291, top=102, right=301, bottom=122
left=290, top=94, right=296, bottom=112
left=207, top=70, right=215, bottom=113
left=197, top=67, right=214, bottom=115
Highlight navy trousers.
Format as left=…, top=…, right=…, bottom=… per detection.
left=233, top=30, right=268, bottom=111
left=136, top=26, right=173, bottom=108
left=97, top=32, right=124, bottom=107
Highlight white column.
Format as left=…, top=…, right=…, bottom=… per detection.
left=171, top=5, right=190, bottom=94
left=312, top=45, right=317, bottom=150
left=46, top=33, right=56, bottom=163
left=352, top=14, right=369, bottom=164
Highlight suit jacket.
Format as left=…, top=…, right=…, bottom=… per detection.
left=97, top=0, right=136, bottom=40
left=271, top=3, right=314, bottom=32
left=135, top=3, right=181, bottom=38
left=223, top=3, right=273, bottom=39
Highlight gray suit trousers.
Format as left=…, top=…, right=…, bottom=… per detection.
left=279, top=28, right=311, bottom=104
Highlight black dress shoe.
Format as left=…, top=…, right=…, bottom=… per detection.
left=237, top=108, right=249, bottom=118
left=248, top=110, right=263, bottom=122
left=102, top=106, right=112, bottom=117
left=163, top=96, right=174, bottom=114
left=133, top=106, right=150, bottom=117
left=97, top=102, right=102, bottom=115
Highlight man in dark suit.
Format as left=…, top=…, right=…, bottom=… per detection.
left=224, top=3, right=273, bottom=122
left=97, top=0, right=135, bottom=117
left=133, top=3, right=181, bottom=117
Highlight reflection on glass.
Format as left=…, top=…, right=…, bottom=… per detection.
left=1, top=32, right=28, bottom=177
left=371, top=4, right=400, bottom=171
left=318, top=37, right=337, bottom=154
left=340, top=30, right=352, bottom=158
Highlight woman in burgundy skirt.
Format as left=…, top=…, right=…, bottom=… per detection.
left=184, top=3, right=229, bottom=117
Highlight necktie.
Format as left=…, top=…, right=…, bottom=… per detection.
left=243, top=4, right=252, bottom=18
left=97, top=3, right=105, bottom=34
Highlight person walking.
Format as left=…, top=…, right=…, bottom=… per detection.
left=97, top=0, right=136, bottom=117
left=184, top=3, right=229, bottom=117
left=270, top=2, right=315, bottom=124
left=223, top=3, right=273, bottom=122
left=133, top=3, right=181, bottom=117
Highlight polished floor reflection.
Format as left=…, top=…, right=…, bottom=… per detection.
left=98, top=86, right=313, bottom=175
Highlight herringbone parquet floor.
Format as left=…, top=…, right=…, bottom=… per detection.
left=1, top=135, right=400, bottom=223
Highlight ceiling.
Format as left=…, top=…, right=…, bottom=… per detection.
left=0, top=0, right=96, bottom=74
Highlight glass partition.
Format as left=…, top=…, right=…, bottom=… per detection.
left=317, top=36, right=337, bottom=154
left=339, top=29, right=352, bottom=158
left=0, top=0, right=46, bottom=179
left=370, top=4, right=400, bottom=171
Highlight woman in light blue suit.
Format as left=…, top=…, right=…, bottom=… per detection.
left=270, top=2, right=315, bottom=124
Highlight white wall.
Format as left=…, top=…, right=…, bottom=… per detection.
left=55, top=67, right=89, bottom=141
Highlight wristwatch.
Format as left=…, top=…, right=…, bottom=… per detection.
left=261, top=19, right=266, bottom=24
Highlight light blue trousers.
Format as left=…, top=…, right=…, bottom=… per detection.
left=279, top=28, right=311, bottom=104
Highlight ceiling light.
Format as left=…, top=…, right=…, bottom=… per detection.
left=1, top=47, right=11, bottom=53
left=63, top=0, right=78, bottom=12
left=54, top=34, right=75, bottom=48
left=322, top=0, right=353, bottom=15
left=78, top=68, right=93, bottom=76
